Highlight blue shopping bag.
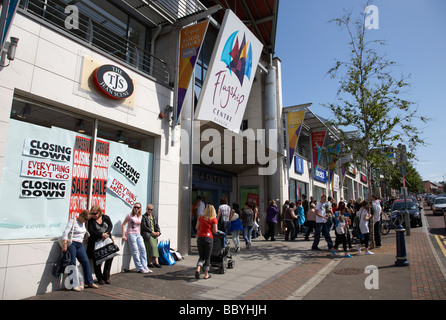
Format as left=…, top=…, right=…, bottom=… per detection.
left=158, top=240, right=175, bottom=265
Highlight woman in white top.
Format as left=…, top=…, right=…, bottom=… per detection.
left=357, top=201, right=374, bottom=255
left=61, top=210, right=99, bottom=291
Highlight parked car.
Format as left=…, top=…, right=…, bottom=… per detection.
left=426, top=195, right=437, bottom=207
left=391, top=199, right=422, bottom=228
left=432, top=197, right=446, bottom=216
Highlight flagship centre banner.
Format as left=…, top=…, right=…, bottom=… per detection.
left=287, top=110, right=305, bottom=166
left=195, top=9, right=263, bottom=133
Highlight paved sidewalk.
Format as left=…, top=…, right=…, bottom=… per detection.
left=25, top=214, right=446, bottom=302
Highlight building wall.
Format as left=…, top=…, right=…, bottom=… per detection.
left=0, top=13, right=180, bottom=299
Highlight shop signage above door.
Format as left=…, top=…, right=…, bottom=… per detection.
left=294, top=155, right=304, bottom=174
left=360, top=173, right=367, bottom=184
left=92, top=64, right=134, bottom=100
left=314, top=166, right=327, bottom=183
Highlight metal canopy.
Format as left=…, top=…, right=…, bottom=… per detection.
left=119, top=0, right=279, bottom=56
left=283, top=103, right=341, bottom=146
left=119, top=0, right=208, bottom=26
left=201, top=0, right=279, bottom=56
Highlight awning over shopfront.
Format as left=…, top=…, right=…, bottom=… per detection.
left=201, top=0, right=279, bottom=56
left=283, top=103, right=341, bottom=147
left=117, top=0, right=279, bottom=57
left=196, top=120, right=283, bottom=175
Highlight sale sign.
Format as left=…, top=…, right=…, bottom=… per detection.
left=20, top=159, right=70, bottom=180
left=22, top=138, right=72, bottom=162
left=107, top=174, right=137, bottom=207
left=69, top=136, right=91, bottom=220
left=20, top=179, right=67, bottom=198
left=90, top=140, right=110, bottom=213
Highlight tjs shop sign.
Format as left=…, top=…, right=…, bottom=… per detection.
left=92, top=64, right=134, bottom=100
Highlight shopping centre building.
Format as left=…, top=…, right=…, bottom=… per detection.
left=0, top=0, right=368, bottom=299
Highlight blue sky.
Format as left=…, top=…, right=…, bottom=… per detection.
left=275, top=0, right=446, bottom=183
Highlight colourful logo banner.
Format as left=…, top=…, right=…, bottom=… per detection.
left=176, top=20, right=209, bottom=123
left=287, top=110, right=305, bottom=166
left=195, top=9, right=263, bottom=133
left=311, top=131, right=326, bottom=175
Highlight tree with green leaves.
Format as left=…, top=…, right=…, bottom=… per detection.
left=324, top=2, right=429, bottom=248
left=389, top=162, right=424, bottom=195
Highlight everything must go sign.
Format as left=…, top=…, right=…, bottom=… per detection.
left=195, top=9, right=263, bottom=133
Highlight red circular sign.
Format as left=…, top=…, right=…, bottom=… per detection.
left=92, top=65, right=134, bottom=100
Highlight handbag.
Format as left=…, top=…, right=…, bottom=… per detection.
left=94, top=237, right=120, bottom=265
left=57, top=219, right=75, bottom=248
left=230, top=212, right=239, bottom=221
left=336, top=221, right=346, bottom=234
left=52, top=251, right=71, bottom=278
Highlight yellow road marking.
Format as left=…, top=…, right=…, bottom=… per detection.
left=434, top=235, right=446, bottom=258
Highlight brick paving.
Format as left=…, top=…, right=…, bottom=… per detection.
left=26, top=213, right=446, bottom=301
left=243, top=255, right=332, bottom=300
left=409, top=229, right=446, bottom=300
left=92, top=283, right=165, bottom=300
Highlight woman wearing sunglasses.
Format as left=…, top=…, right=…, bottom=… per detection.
left=141, top=204, right=161, bottom=269
left=87, top=205, right=115, bottom=284
left=121, top=202, right=151, bottom=273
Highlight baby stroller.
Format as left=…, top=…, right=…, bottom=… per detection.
left=210, top=230, right=235, bottom=274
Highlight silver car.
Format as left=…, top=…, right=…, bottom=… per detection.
left=432, top=197, right=446, bottom=215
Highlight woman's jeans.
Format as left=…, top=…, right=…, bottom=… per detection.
left=285, top=219, right=295, bottom=241
left=197, top=237, right=213, bottom=271
left=312, top=222, right=333, bottom=250
left=243, top=225, right=253, bottom=246
left=231, top=229, right=241, bottom=249
left=67, top=241, right=94, bottom=286
left=127, top=233, right=148, bottom=271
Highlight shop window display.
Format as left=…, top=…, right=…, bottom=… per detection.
left=0, top=98, right=153, bottom=240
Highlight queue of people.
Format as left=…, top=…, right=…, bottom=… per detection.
left=58, top=194, right=382, bottom=290
left=276, top=194, right=381, bottom=257
left=59, top=202, right=162, bottom=291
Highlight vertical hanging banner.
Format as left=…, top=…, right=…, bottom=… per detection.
left=328, top=143, right=341, bottom=188
left=69, top=136, right=91, bottom=220
left=91, top=139, right=110, bottom=214
left=195, top=9, right=263, bottom=133
left=287, top=110, right=305, bottom=166
left=176, top=20, right=209, bottom=123
left=0, top=0, right=20, bottom=53
left=311, top=131, right=326, bottom=175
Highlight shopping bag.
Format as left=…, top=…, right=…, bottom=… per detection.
left=94, top=237, right=120, bottom=265
left=158, top=240, right=175, bottom=265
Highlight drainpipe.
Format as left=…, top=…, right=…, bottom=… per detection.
left=264, top=60, right=280, bottom=204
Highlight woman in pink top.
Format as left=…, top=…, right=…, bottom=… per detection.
left=121, top=202, right=150, bottom=273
